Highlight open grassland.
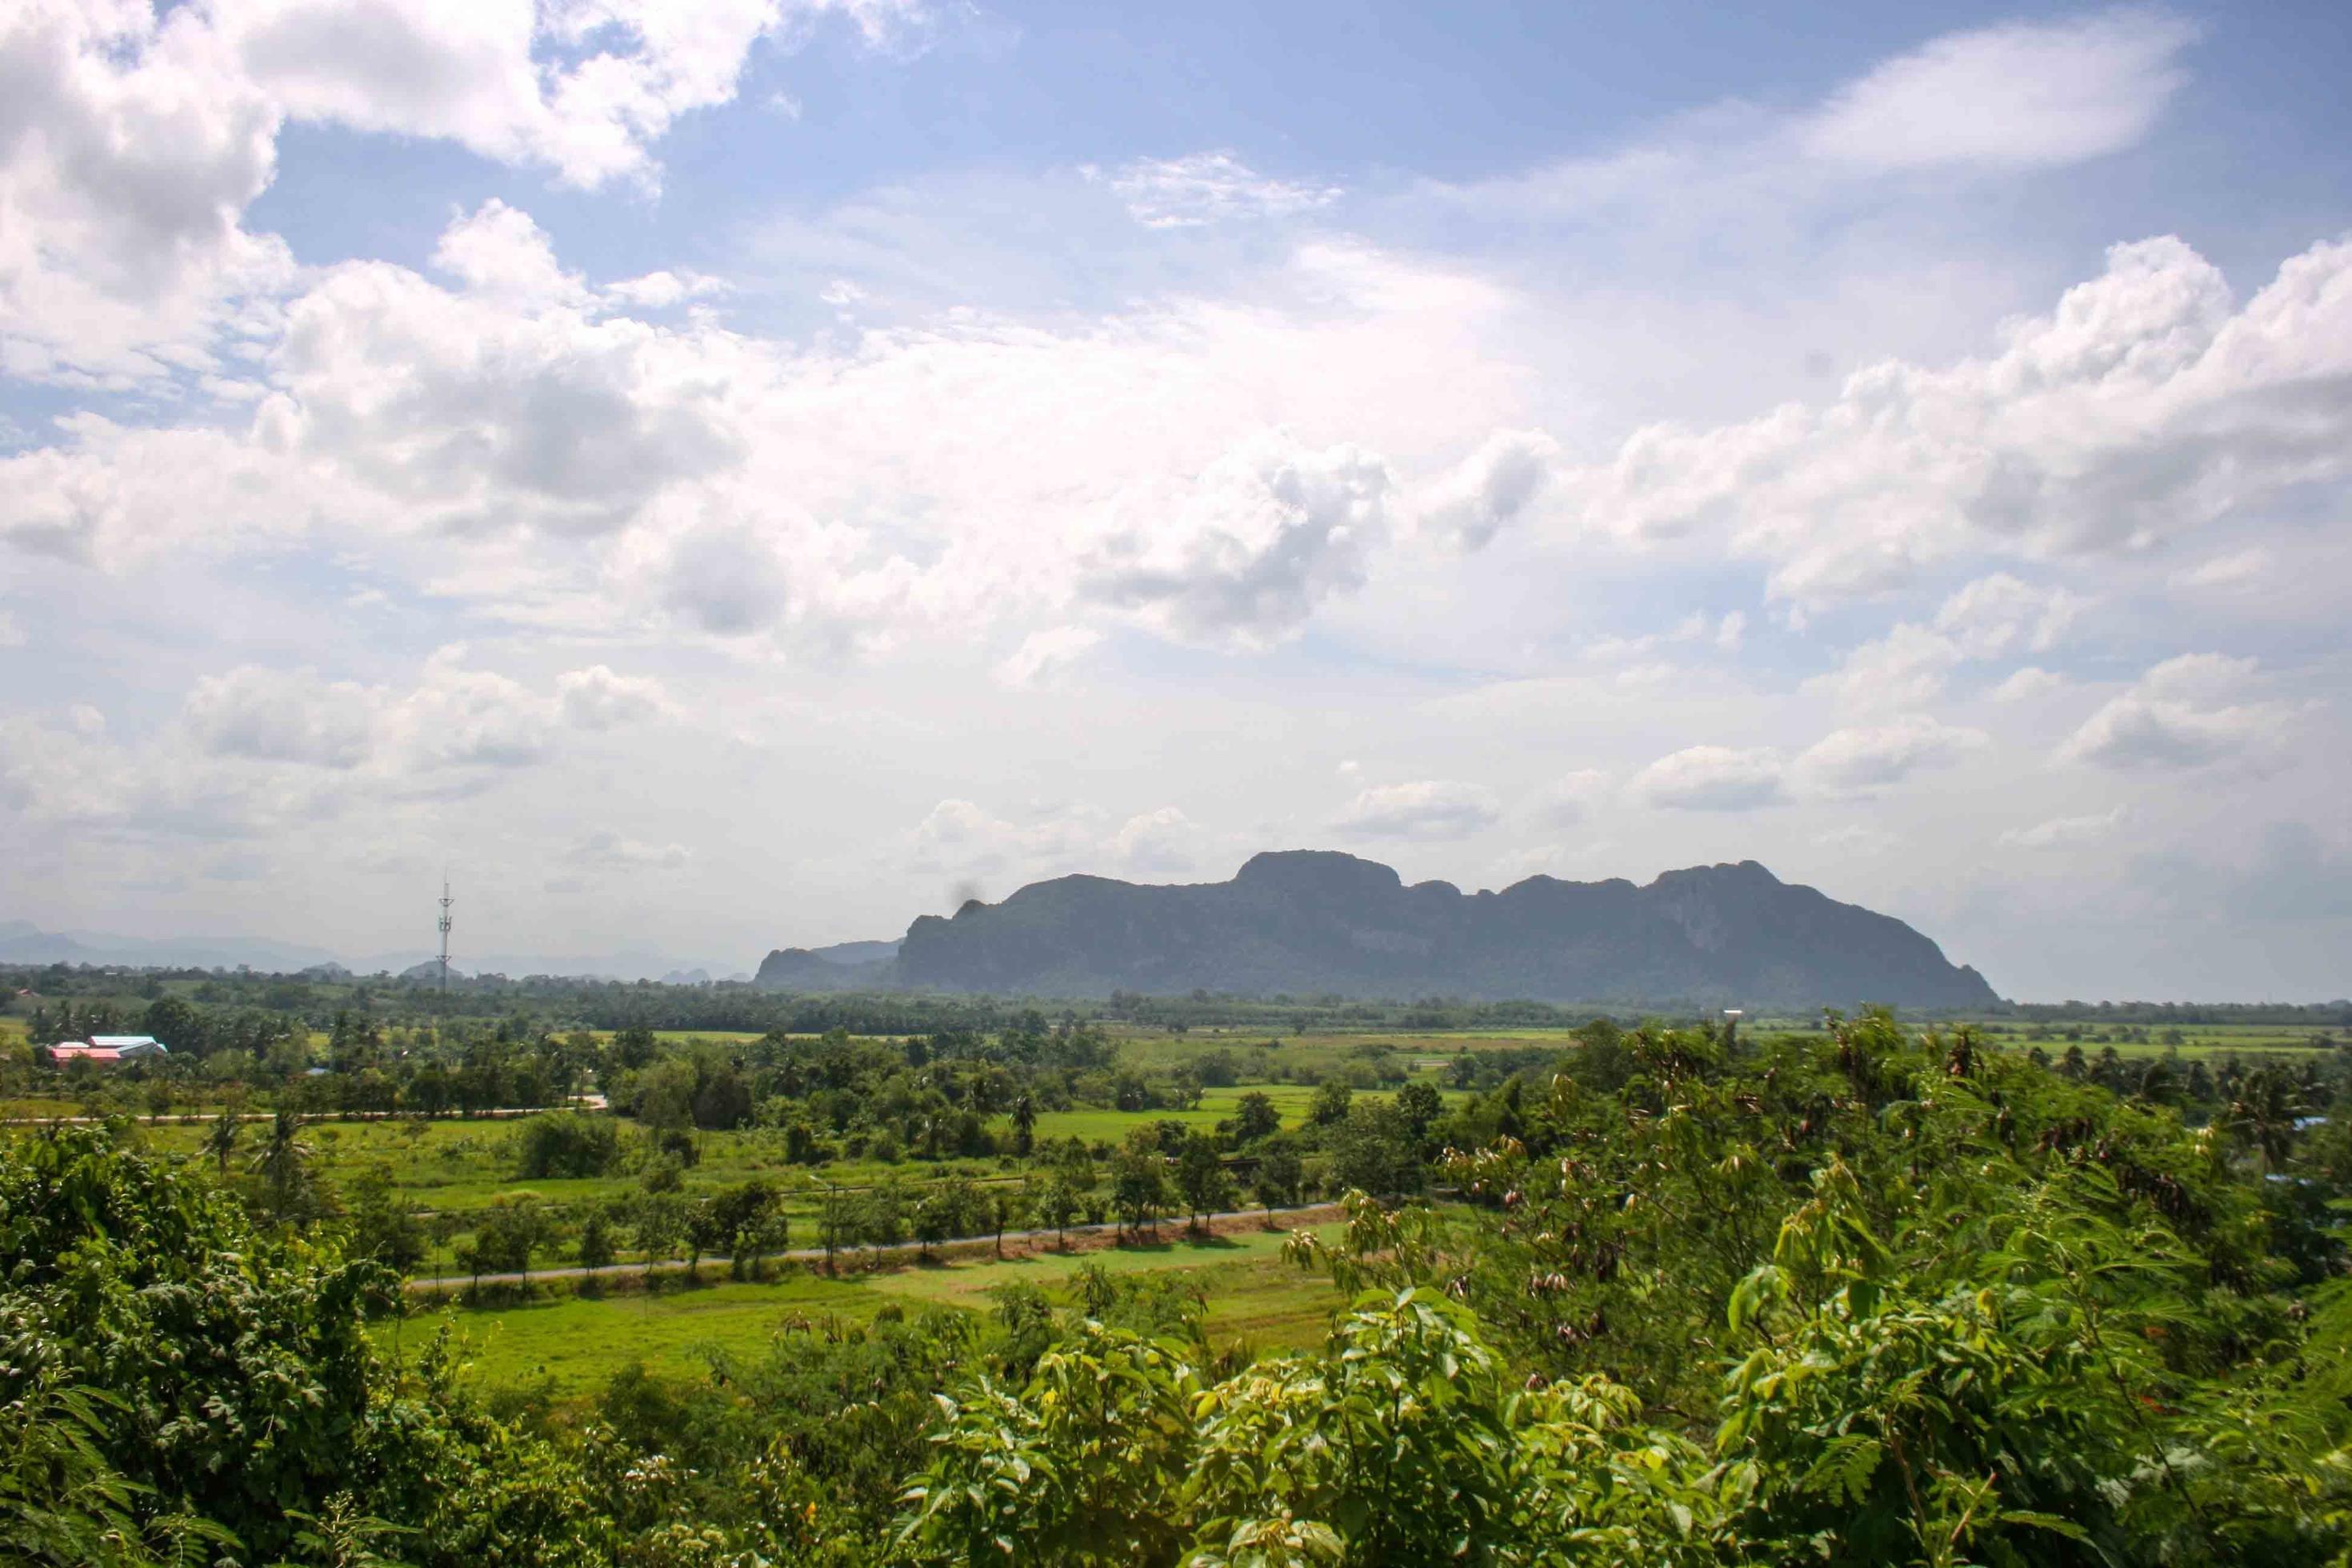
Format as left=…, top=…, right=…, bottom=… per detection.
left=416, top=1224, right=1343, bottom=1394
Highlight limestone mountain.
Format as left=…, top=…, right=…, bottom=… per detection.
left=757, top=851, right=1998, bottom=1008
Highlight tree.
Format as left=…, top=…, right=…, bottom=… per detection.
left=815, top=1176, right=858, bottom=1273
left=574, top=1207, right=617, bottom=1272
left=1393, top=1081, right=1443, bottom=1142
left=1010, top=1091, right=1038, bottom=1157
left=912, top=1187, right=957, bottom=1262
left=684, top=1198, right=728, bottom=1282
left=344, top=1166, right=426, bottom=1274
left=1174, top=1133, right=1234, bottom=1234
left=514, top=1111, right=621, bottom=1178
left=990, top=1183, right=1028, bottom=1258
left=1309, top=1077, right=1354, bottom=1126
left=2227, top=1067, right=2310, bottom=1176
left=474, top=1197, right=550, bottom=1284
left=712, top=1181, right=782, bottom=1280
left=246, top=1108, right=315, bottom=1223
left=1034, top=1171, right=1084, bottom=1249
left=202, top=1105, right=241, bottom=1174
left=633, top=1190, right=687, bottom=1275
left=1226, top=1090, right=1281, bottom=1145
left=1110, top=1130, right=1172, bottom=1238
left=1253, top=1142, right=1304, bottom=1223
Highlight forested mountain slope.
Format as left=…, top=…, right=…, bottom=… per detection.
left=763, top=851, right=1998, bottom=1008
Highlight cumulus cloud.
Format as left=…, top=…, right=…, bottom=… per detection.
left=1991, top=666, right=2066, bottom=702
left=271, top=228, right=748, bottom=539
left=1109, top=806, right=1203, bottom=873
left=183, top=665, right=374, bottom=768
left=1084, top=434, right=1391, bottom=647
left=1095, top=152, right=1342, bottom=228
left=1798, top=11, right=2196, bottom=171
left=0, top=0, right=291, bottom=380
left=1565, top=235, right=2352, bottom=606
left=0, top=1, right=915, bottom=379
left=226, top=0, right=925, bottom=190
left=1419, top=428, right=1558, bottom=550
left=1790, top=715, right=1988, bottom=798
left=2060, top=653, right=2289, bottom=771
left=1332, top=779, right=1502, bottom=839
left=1627, top=746, right=1785, bottom=811
left=554, top=665, right=671, bottom=730
left=1810, top=574, right=2082, bottom=711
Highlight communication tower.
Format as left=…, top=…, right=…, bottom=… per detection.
left=437, top=877, right=454, bottom=995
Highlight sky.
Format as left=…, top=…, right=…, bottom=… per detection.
left=2, top=1, right=2348, bottom=998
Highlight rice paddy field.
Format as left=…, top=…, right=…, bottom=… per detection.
left=403, top=1222, right=1344, bottom=1394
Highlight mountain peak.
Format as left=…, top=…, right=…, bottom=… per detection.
left=763, top=850, right=1998, bottom=1007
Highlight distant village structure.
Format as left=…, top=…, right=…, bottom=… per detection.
left=44, top=1034, right=169, bottom=1064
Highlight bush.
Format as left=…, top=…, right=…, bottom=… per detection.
left=514, top=1111, right=623, bottom=1178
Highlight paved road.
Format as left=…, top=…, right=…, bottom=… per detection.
left=405, top=1202, right=1343, bottom=1294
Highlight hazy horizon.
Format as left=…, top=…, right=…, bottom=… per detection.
left=5, top=2, right=2349, bottom=1002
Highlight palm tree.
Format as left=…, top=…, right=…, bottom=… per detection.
left=247, top=1109, right=313, bottom=1222
left=204, top=1106, right=242, bottom=1174
left=2227, top=1069, right=2309, bottom=1177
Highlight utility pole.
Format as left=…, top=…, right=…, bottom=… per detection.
left=437, top=877, right=454, bottom=997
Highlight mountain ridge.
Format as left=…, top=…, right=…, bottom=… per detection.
left=755, top=850, right=1999, bottom=1008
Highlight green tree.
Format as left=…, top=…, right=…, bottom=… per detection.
left=1226, top=1090, right=1281, bottom=1145
left=1110, top=1130, right=1172, bottom=1238
left=1174, top=1133, right=1234, bottom=1234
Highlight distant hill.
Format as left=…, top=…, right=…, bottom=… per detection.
left=0, top=921, right=341, bottom=973
left=757, top=851, right=1998, bottom=1009
left=752, top=938, right=901, bottom=990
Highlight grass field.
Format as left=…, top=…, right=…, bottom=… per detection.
left=415, top=1224, right=1343, bottom=1393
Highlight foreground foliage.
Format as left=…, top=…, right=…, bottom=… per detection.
left=5, top=1009, right=2350, bottom=1565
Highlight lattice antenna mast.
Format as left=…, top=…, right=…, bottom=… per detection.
left=437, top=876, right=454, bottom=996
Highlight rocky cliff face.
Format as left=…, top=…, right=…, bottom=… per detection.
left=759, top=851, right=1998, bottom=1008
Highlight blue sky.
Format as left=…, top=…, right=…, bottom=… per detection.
left=2, top=2, right=2347, bottom=997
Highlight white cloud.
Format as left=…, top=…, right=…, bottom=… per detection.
left=1096, top=152, right=1342, bottom=229
left=1991, top=666, right=2066, bottom=702
left=554, top=665, right=671, bottom=729
left=184, top=665, right=374, bottom=768
left=1798, top=11, right=2196, bottom=171
left=2001, top=806, right=2126, bottom=848
left=1791, top=715, right=1987, bottom=798
left=430, top=199, right=586, bottom=304
left=1812, top=823, right=1897, bottom=855
left=1811, top=574, right=2083, bottom=711
left=0, top=0, right=919, bottom=381
left=1564, top=235, right=2352, bottom=606
left=1109, top=806, right=1202, bottom=873
left=605, top=270, right=727, bottom=309
left=1419, top=428, right=1558, bottom=550
left=1083, top=434, right=1392, bottom=647
left=1627, top=746, right=1785, bottom=811
left=0, top=0, right=292, bottom=381
left=1522, top=768, right=1610, bottom=828
left=226, top=0, right=925, bottom=191
left=2170, top=546, right=2270, bottom=590
left=2059, top=652, right=2289, bottom=771
left=569, top=829, right=691, bottom=869
left=1932, top=572, right=2081, bottom=658
left=1333, top=779, right=1502, bottom=839
left=995, top=626, right=1102, bottom=688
